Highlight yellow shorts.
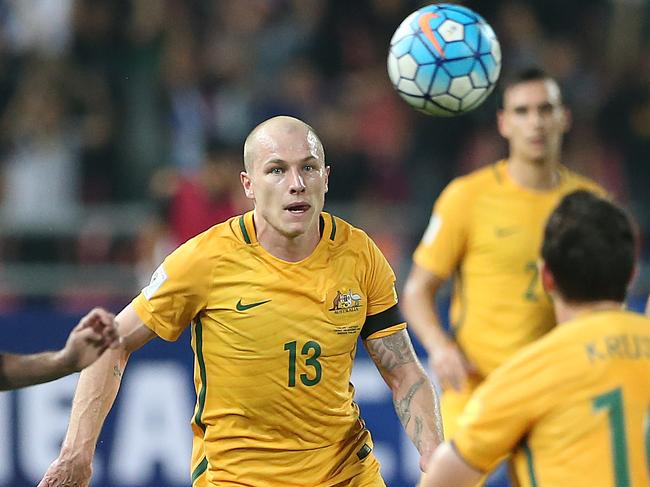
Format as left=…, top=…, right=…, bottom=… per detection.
left=418, top=375, right=484, bottom=487
left=440, top=374, right=483, bottom=439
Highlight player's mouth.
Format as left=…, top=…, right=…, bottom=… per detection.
left=528, top=135, right=547, bottom=146
left=284, top=202, right=311, bottom=214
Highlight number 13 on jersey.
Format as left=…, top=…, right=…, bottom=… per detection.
left=284, top=340, right=322, bottom=387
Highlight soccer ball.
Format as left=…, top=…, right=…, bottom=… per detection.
left=387, top=4, right=501, bottom=116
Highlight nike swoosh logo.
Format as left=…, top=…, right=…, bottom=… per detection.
left=418, top=12, right=445, bottom=58
left=494, top=227, right=519, bottom=238
left=236, top=299, right=271, bottom=311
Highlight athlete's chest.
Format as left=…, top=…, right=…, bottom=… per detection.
left=466, top=191, right=561, bottom=269
left=198, top=252, right=368, bottom=354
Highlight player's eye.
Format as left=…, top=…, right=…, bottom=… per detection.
left=304, top=164, right=314, bottom=172
left=539, top=103, right=554, bottom=114
left=269, top=167, right=283, bottom=175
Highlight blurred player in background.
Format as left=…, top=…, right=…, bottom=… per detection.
left=38, top=116, right=443, bottom=487
left=424, top=190, right=650, bottom=487
left=0, top=307, right=118, bottom=390
left=401, top=67, right=605, bottom=485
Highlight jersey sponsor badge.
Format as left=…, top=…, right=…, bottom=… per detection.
left=142, top=264, right=168, bottom=300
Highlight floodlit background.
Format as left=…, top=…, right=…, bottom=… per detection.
left=0, top=1, right=648, bottom=486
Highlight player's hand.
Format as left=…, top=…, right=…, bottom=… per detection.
left=419, top=448, right=434, bottom=472
left=58, top=307, right=121, bottom=372
left=37, top=454, right=92, bottom=487
left=429, top=340, right=474, bottom=392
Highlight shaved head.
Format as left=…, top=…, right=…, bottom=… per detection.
left=243, top=116, right=325, bottom=172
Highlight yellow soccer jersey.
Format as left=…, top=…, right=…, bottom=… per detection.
left=413, top=160, right=604, bottom=376
left=132, top=211, right=405, bottom=487
left=453, top=309, right=650, bottom=487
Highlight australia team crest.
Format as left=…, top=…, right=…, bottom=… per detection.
left=328, top=288, right=364, bottom=314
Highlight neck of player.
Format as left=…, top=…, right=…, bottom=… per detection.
left=554, top=298, right=624, bottom=325
left=507, top=157, right=560, bottom=191
left=253, top=212, right=321, bottom=262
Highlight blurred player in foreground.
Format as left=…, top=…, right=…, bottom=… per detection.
left=402, top=67, right=604, bottom=484
left=0, top=307, right=118, bottom=390
left=423, top=190, right=650, bottom=487
left=38, top=116, right=442, bottom=487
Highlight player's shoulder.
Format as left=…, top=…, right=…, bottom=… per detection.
left=179, top=213, right=248, bottom=255
left=325, top=213, right=374, bottom=252
left=326, top=213, right=363, bottom=242
left=439, top=160, right=506, bottom=202
left=559, top=165, right=606, bottom=195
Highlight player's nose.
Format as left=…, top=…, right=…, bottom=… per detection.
left=288, top=168, right=306, bottom=193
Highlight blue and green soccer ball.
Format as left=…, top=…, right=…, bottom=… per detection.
left=388, top=4, right=501, bottom=116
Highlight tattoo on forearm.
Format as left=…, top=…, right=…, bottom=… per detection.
left=367, top=331, right=416, bottom=371
left=414, top=416, right=423, bottom=452
left=113, top=364, right=123, bottom=380
left=393, top=377, right=425, bottom=429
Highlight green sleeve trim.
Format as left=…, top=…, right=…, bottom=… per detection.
left=523, top=441, right=538, bottom=487
left=193, top=318, right=207, bottom=432
left=191, top=456, right=208, bottom=484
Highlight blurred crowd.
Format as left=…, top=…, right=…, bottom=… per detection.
left=0, top=0, right=648, bottom=308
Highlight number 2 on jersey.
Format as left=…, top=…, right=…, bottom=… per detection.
left=592, top=387, right=650, bottom=487
left=523, top=261, right=539, bottom=302
left=284, top=340, right=322, bottom=387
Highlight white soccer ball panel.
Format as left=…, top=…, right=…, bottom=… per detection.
left=397, top=54, right=418, bottom=79
left=387, top=54, right=400, bottom=85
left=461, top=87, right=488, bottom=110
left=437, top=20, right=464, bottom=43
left=423, top=100, right=455, bottom=116
left=390, top=12, right=418, bottom=45
left=399, top=92, right=427, bottom=109
left=397, top=78, right=424, bottom=96
left=470, top=65, right=489, bottom=88
left=433, top=93, right=461, bottom=111
left=491, top=40, right=502, bottom=64
left=449, top=76, right=473, bottom=98
left=480, top=23, right=502, bottom=63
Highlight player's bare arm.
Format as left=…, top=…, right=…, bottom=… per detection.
left=402, top=264, right=474, bottom=391
left=364, top=329, right=443, bottom=470
left=422, top=442, right=483, bottom=487
left=38, top=304, right=157, bottom=487
left=0, top=307, right=119, bottom=391
left=645, top=295, right=650, bottom=317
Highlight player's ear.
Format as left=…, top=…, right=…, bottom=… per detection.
left=496, top=109, right=509, bottom=138
left=324, top=165, right=330, bottom=193
left=539, top=259, right=555, bottom=295
left=560, top=106, right=572, bottom=134
left=240, top=171, right=255, bottom=200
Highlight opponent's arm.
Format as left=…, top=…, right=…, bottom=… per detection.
left=0, top=308, right=119, bottom=391
left=645, top=295, right=650, bottom=317
left=421, top=442, right=483, bottom=487
left=402, top=263, right=473, bottom=391
left=364, top=329, right=443, bottom=471
left=38, top=303, right=157, bottom=487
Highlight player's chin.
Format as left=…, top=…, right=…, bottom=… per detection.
left=283, top=207, right=314, bottom=223
left=526, top=147, right=551, bottom=162
left=281, top=213, right=313, bottom=236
